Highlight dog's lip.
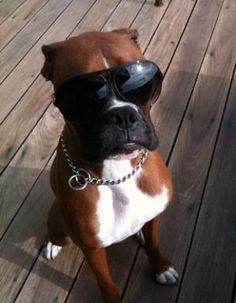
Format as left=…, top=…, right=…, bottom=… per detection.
left=123, top=142, right=139, bottom=150
left=109, top=149, right=141, bottom=161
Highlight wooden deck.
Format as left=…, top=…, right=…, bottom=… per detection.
left=0, top=0, right=236, bottom=302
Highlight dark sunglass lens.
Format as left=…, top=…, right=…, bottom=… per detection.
left=115, top=61, right=163, bottom=105
left=83, top=76, right=107, bottom=101
left=55, top=75, right=108, bottom=119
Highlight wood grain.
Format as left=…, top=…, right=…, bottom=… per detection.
left=15, top=244, right=83, bottom=303
left=72, top=0, right=121, bottom=34
left=0, top=0, right=27, bottom=24
left=103, top=0, right=144, bottom=31
left=177, top=69, right=236, bottom=303
left=145, top=0, right=197, bottom=71
left=0, top=0, right=95, bottom=171
left=0, top=0, right=72, bottom=84
left=131, top=0, right=171, bottom=51
left=0, top=104, right=63, bottom=238
left=0, top=155, right=82, bottom=303
left=151, top=0, right=224, bottom=160
left=0, top=80, right=52, bottom=169
left=0, top=0, right=48, bottom=51
left=0, top=164, right=55, bottom=302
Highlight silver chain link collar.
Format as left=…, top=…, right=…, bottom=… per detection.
left=60, top=133, right=148, bottom=191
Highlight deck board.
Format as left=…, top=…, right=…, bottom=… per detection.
left=0, top=0, right=27, bottom=24
left=0, top=0, right=73, bottom=84
left=0, top=0, right=49, bottom=51
left=177, top=65, right=236, bottom=303
left=0, top=0, right=95, bottom=167
left=151, top=0, right=225, bottom=159
left=0, top=0, right=235, bottom=302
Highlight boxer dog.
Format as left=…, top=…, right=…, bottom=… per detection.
left=41, top=29, right=178, bottom=303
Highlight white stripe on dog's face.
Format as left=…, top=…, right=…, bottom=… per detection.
left=102, top=54, right=110, bottom=69
left=100, top=52, right=140, bottom=114
left=105, top=99, right=139, bottom=113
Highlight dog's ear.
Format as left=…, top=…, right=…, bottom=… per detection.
left=41, top=43, right=59, bottom=81
left=112, top=28, right=140, bottom=49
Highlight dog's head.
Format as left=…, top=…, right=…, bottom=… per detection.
left=41, top=29, right=163, bottom=162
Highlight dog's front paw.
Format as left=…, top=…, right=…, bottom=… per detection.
left=156, top=266, right=179, bottom=285
left=43, top=241, right=62, bottom=260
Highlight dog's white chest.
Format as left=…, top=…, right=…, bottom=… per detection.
left=96, top=159, right=169, bottom=247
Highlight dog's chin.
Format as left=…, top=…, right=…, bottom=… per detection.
left=109, top=143, right=143, bottom=161
left=110, top=150, right=141, bottom=161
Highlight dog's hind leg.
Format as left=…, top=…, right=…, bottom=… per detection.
left=141, top=216, right=179, bottom=285
left=44, top=200, right=71, bottom=260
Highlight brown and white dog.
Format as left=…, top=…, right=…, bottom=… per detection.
left=41, top=29, right=178, bottom=303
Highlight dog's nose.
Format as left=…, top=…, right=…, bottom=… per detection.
left=107, top=107, right=140, bottom=129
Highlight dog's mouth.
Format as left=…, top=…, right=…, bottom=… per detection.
left=109, top=143, right=144, bottom=160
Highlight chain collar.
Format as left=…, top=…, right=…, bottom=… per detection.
left=59, top=133, right=148, bottom=191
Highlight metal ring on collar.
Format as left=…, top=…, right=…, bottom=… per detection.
left=68, top=169, right=91, bottom=191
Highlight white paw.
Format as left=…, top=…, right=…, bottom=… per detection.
left=43, top=241, right=62, bottom=260
left=136, top=230, right=145, bottom=246
left=156, top=266, right=179, bottom=285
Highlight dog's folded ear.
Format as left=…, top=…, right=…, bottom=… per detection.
left=112, top=28, right=140, bottom=49
left=41, top=43, right=60, bottom=81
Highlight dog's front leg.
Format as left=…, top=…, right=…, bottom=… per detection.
left=141, top=217, right=179, bottom=285
left=83, top=248, right=122, bottom=303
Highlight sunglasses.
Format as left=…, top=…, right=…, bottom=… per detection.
left=54, top=60, right=163, bottom=109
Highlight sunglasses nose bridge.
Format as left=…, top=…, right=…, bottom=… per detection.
left=106, top=73, right=117, bottom=99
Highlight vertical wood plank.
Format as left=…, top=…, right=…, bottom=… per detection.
left=72, top=0, right=121, bottom=34
left=131, top=0, right=171, bottom=51
left=151, top=0, right=225, bottom=160
left=145, top=0, right=197, bottom=71
left=0, top=166, right=56, bottom=302
left=177, top=69, right=236, bottom=303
